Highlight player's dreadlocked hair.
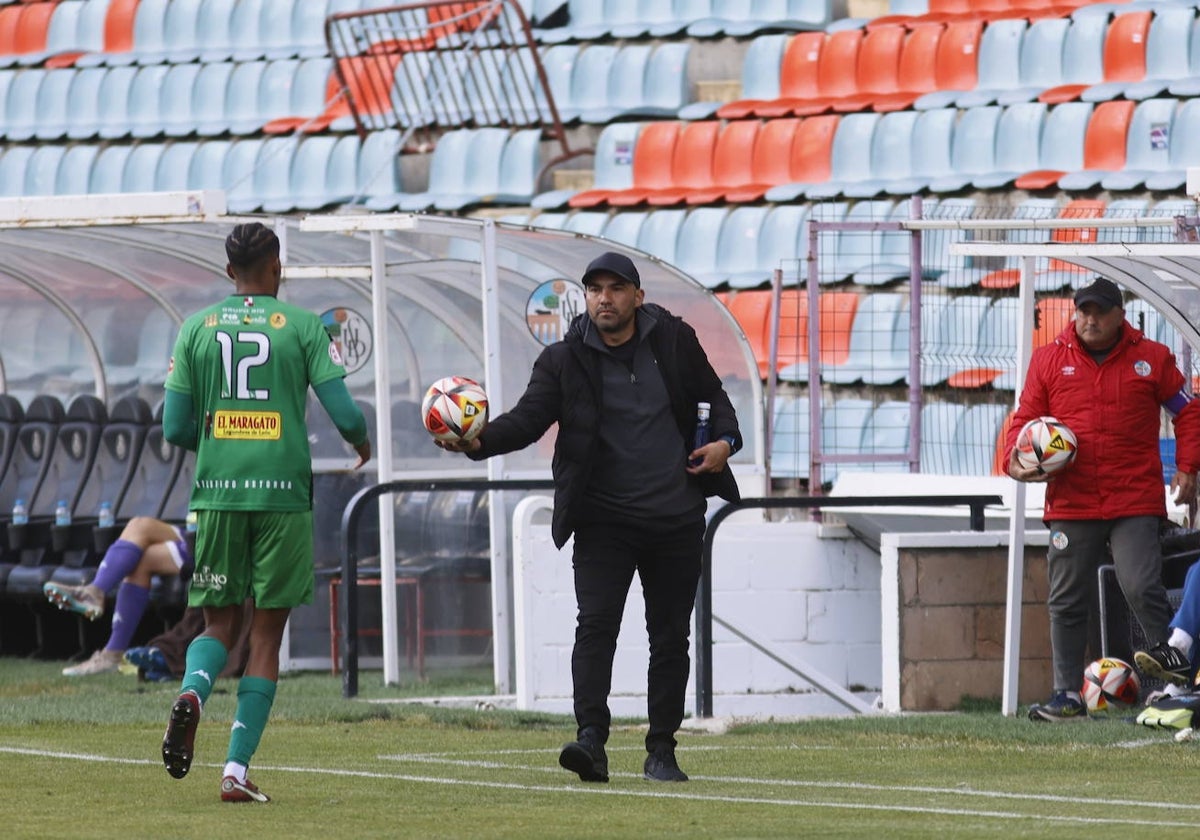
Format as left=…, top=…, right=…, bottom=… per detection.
left=225, top=222, right=280, bottom=269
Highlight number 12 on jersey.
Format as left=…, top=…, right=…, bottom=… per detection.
left=216, top=331, right=271, bottom=401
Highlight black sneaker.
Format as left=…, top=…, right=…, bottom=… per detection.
left=1027, top=690, right=1087, bottom=722
left=1135, top=642, right=1192, bottom=688
left=643, top=749, right=688, bottom=782
left=558, top=731, right=608, bottom=783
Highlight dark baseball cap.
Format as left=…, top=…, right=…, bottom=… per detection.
left=1074, top=277, right=1123, bottom=311
left=581, top=251, right=640, bottom=288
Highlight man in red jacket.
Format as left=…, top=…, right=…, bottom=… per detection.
left=1006, top=277, right=1200, bottom=721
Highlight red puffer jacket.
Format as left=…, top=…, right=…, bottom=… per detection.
left=1004, top=321, right=1200, bottom=521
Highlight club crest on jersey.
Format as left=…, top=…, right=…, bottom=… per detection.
left=329, top=341, right=344, bottom=366
left=167, top=356, right=175, bottom=374
left=243, top=296, right=254, bottom=307
left=270, top=312, right=286, bottom=329
left=1134, top=360, right=1151, bottom=376
left=1061, top=366, right=1076, bottom=376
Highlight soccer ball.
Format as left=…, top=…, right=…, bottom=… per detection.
left=1014, top=416, right=1078, bottom=475
left=421, top=376, right=488, bottom=443
left=1081, top=657, right=1141, bottom=716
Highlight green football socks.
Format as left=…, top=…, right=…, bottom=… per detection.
left=227, top=676, right=277, bottom=766
left=180, top=635, right=229, bottom=705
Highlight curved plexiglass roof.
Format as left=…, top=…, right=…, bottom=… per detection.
left=0, top=213, right=764, bottom=479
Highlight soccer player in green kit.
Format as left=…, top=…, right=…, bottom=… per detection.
left=160, top=223, right=372, bottom=802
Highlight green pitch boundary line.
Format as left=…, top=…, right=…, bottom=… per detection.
left=2, top=745, right=1196, bottom=829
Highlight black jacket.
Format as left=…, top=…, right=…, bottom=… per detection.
left=471, top=302, right=742, bottom=548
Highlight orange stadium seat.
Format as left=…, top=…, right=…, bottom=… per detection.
left=717, top=31, right=824, bottom=120
left=103, top=0, right=138, bottom=54
left=569, top=120, right=680, bottom=208
left=871, top=23, right=945, bottom=112
left=683, top=118, right=761, bottom=205
left=11, top=0, right=52, bottom=54
left=757, top=28, right=864, bottom=118
left=626, top=120, right=721, bottom=207
left=1034, top=296, right=1076, bottom=347
left=722, top=117, right=802, bottom=203
left=0, top=4, right=23, bottom=55
left=725, top=290, right=773, bottom=378
left=1039, top=10, right=1151, bottom=104
left=833, top=24, right=907, bottom=113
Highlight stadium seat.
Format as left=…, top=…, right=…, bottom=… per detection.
left=61, top=65, right=103, bottom=139
left=124, top=64, right=170, bottom=139
left=911, top=19, right=984, bottom=112
left=919, top=400, right=964, bottom=475
left=704, top=206, right=770, bottom=290
left=946, top=297, right=1019, bottom=389
left=224, top=60, right=270, bottom=136
left=842, top=109, right=918, bottom=198
left=771, top=112, right=878, bottom=200
left=1056, top=99, right=1135, bottom=190
left=622, top=120, right=719, bottom=207
left=554, top=43, right=615, bottom=124
left=190, top=61, right=236, bottom=136
left=220, top=138, right=264, bottom=212
left=953, top=18, right=1028, bottom=108
left=856, top=400, right=913, bottom=474
left=718, top=31, right=823, bottom=120
left=973, top=101, right=1047, bottom=189
left=695, top=33, right=787, bottom=121
left=770, top=395, right=810, bottom=479
left=634, top=208, right=687, bottom=277
left=88, top=144, right=132, bottom=194
left=757, top=28, right=864, bottom=118
left=829, top=24, right=906, bottom=114
left=869, top=23, right=945, bottom=113
left=54, top=143, right=98, bottom=195
left=921, top=295, right=991, bottom=386
left=629, top=42, right=691, bottom=120
left=94, top=64, right=137, bottom=139
left=30, top=67, right=71, bottom=140
left=952, top=403, right=1009, bottom=476
left=733, top=115, right=837, bottom=203
left=4, top=67, right=44, bottom=141
left=728, top=204, right=808, bottom=289
left=724, top=290, right=773, bottom=378
left=579, top=43, right=650, bottom=124
left=248, top=136, right=301, bottom=214
left=871, top=107, right=956, bottom=196
left=1079, top=9, right=1154, bottom=103
left=22, top=144, right=62, bottom=196
left=1035, top=12, right=1116, bottom=104
left=929, top=105, right=1002, bottom=193
left=569, top=121, right=678, bottom=208
left=825, top=292, right=910, bottom=386
left=1145, top=99, right=1200, bottom=192
left=259, top=56, right=331, bottom=135
left=997, top=17, right=1070, bottom=106
left=1118, top=6, right=1193, bottom=102
left=1167, top=14, right=1200, bottom=98
left=599, top=210, right=647, bottom=248
left=563, top=211, right=608, bottom=236
left=121, top=142, right=165, bottom=193
left=672, top=207, right=731, bottom=288
left=154, top=141, right=198, bottom=192
left=314, top=134, right=362, bottom=211
left=533, top=121, right=640, bottom=209
left=817, top=398, right=875, bottom=486
left=689, top=0, right=830, bottom=38
left=1013, top=100, right=1093, bottom=189
left=157, top=63, right=202, bottom=137
left=778, top=290, right=861, bottom=382
left=354, top=128, right=403, bottom=206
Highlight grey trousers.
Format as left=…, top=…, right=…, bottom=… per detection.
left=1046, top=516, right=1173, bottom=691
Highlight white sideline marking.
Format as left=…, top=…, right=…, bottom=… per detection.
left=3, top=745, right=1197, bottom=829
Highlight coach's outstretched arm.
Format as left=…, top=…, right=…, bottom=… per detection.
left=162, top=389, right=198, bottom=452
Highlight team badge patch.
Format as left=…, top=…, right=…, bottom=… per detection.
left=1134, top=360, right=1151, bottom=377
left=329, top=341, right=344, bottom=366
left=1051, top=531, right=1069, bottom=550
left=270, top=312, right=286, bottom=329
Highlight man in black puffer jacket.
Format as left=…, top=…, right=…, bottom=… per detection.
left=438, top=251, right=741, bottom=783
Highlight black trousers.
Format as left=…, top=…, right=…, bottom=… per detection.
left=570, top=516, right=705, bottom=752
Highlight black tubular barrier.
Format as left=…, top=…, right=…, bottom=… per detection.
left=338, top=478, right=554, bottom=698
left=694, top=494, right=1004, bottom=718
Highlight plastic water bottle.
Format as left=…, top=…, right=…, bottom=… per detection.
left=11, top=498, right=27, bottom=526
left=55, top=500, right=71, bottom=527
left=98, top=501, right=115, bottom=529
left=689, top=402, right=712, bottom=468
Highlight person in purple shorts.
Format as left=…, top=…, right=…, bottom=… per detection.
left=44, top=516, right=193, bottom=676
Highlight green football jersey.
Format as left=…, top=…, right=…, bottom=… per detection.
left=165, top=294, right=348, bottom=511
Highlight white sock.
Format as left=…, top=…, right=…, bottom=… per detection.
left=1165, top=683, right=1187, bottom=698
left=223, top=761, right=247, bottom=783
left=1169, top=627, right=1193, bottom=659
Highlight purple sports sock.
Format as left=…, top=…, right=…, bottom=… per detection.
left=91, top=539, right=144, bottom=593
left=105, top=582, right=150, bottom=652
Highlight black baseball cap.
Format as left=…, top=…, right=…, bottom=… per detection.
left=1074, top=277, right=1123, bottom=311
left=581, top=251, right=641, bottom=288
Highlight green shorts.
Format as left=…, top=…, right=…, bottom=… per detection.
left=188, top=509, right=314, bottom=610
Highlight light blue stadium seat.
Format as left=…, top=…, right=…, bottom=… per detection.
left=561, top=44, right=617, bottom=123
left=919, top=401, right=965, bottom=475
left=819, top=398, right=875, bottom=486
left=649, top=0, right=714, bottom=37
left=855, top=399, right=913, bottom=474
left=929, top=106, right=1001, bottom=193
left=191, top=61, right=236, bottom=136
left=63, top=66, right=106, bottom=140
left=195, top=0, right=238, bottom=63
left=436, top=127, right=512, bottom=211
left=974, top=102, right=1047, bottom=189
left=729, top=204, right=807, bottom=289
left=610, top=0, right=678, bottom=39
left=921, top=295, right=991, bottom=386
left=258, top=0, right=299, bottom=61
left=973, top=297, right=1020, bottom=390
left=632, top=42, right=691, bottom=119
left=768, top=114, right=878, bottom=202
left=251, top=136, right=301, bottom=213
left=825, top=200, right=890, bottom=282
left=681, top=32, right=786, bottom=120
left=529, top=211, right=569, bottom=230
left=155, top=141, right=198, bottom=192
left=1044, top=12, right=1107, bottom=97
left=601, top=211, right=648, bottom=248
left=126, top=64, right=171, bottom=139
left=0, top=146, right=32, bottom=196
left=23, top=145, right=64, bottom=196
left=282, top=56, right=335, bottom=129
left=532, top=122, right=641, bottom=209
left=690, top=0, right=828, bottom=38
left=31, top=68, right=73, bottom=140
left=1144, top=99, right=1200, bottom=192
left=564, top=211, right=609, bottom=235
left=55, top=143, right=99, bottom=195
left=839, top=110, right=916, bottom=199
left=225, top=61, right=270, bottom=135
left=896, top=108, right=957, bottom=195
left=96, top=65, right=138, bottom=140
left=808, top=201, right=848, bottom=283
left=229, top=0, right=271, bottom=63
left=826, top=293, right=910, bottom=386
left=997, top=17, right=1070, bottom=106
left=222, top=138, right=265, bottom=212
left=539, top=44, right=579, bottom=121
left=672, top=207, right=732, bottom=286
left=1167, top=16, right=1200, bottom=97
left=0, top=69, right=14, bottom=131
left=1033, top=101, right=1093, bottom=179
left=921, top=197, right=991, bottom=289
left=857, top=200, right=914, bottom=287
left=89, top=145, right=133, bottom=194
left=1098, top=197, right=1150, bottom=243
left=253, top=59, right=306, bottom=133
left=1099, top=98, right=1178, bottom=191
left=187, top=140, right=231, bottom=192
left=495, top=129, right=545, bottom=204
left=122, top=143, right=166, bottom=193
left=580, top=44, right=651, bottom=124
left=704, top=206, right=770, bottom=289
left=635, top=209, right=688, bottom=267
left=952, top=403, right=1007, bottom=476
left=355, top=128, right=403, bottom=205
left=289, top=135, right=340, bottom=209
left=390, top=129, right=479, bottom=212
left=953, top=19, right=1028, bottom=109
left=770, top=395, right=810, bottom=479
left=321, top=134, right=361, bottom=209
left=138, top=0, right=203, bottom=65
left=5, top=69, right=45, bottom=142
left=159, top=63, right=202, bottom=137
